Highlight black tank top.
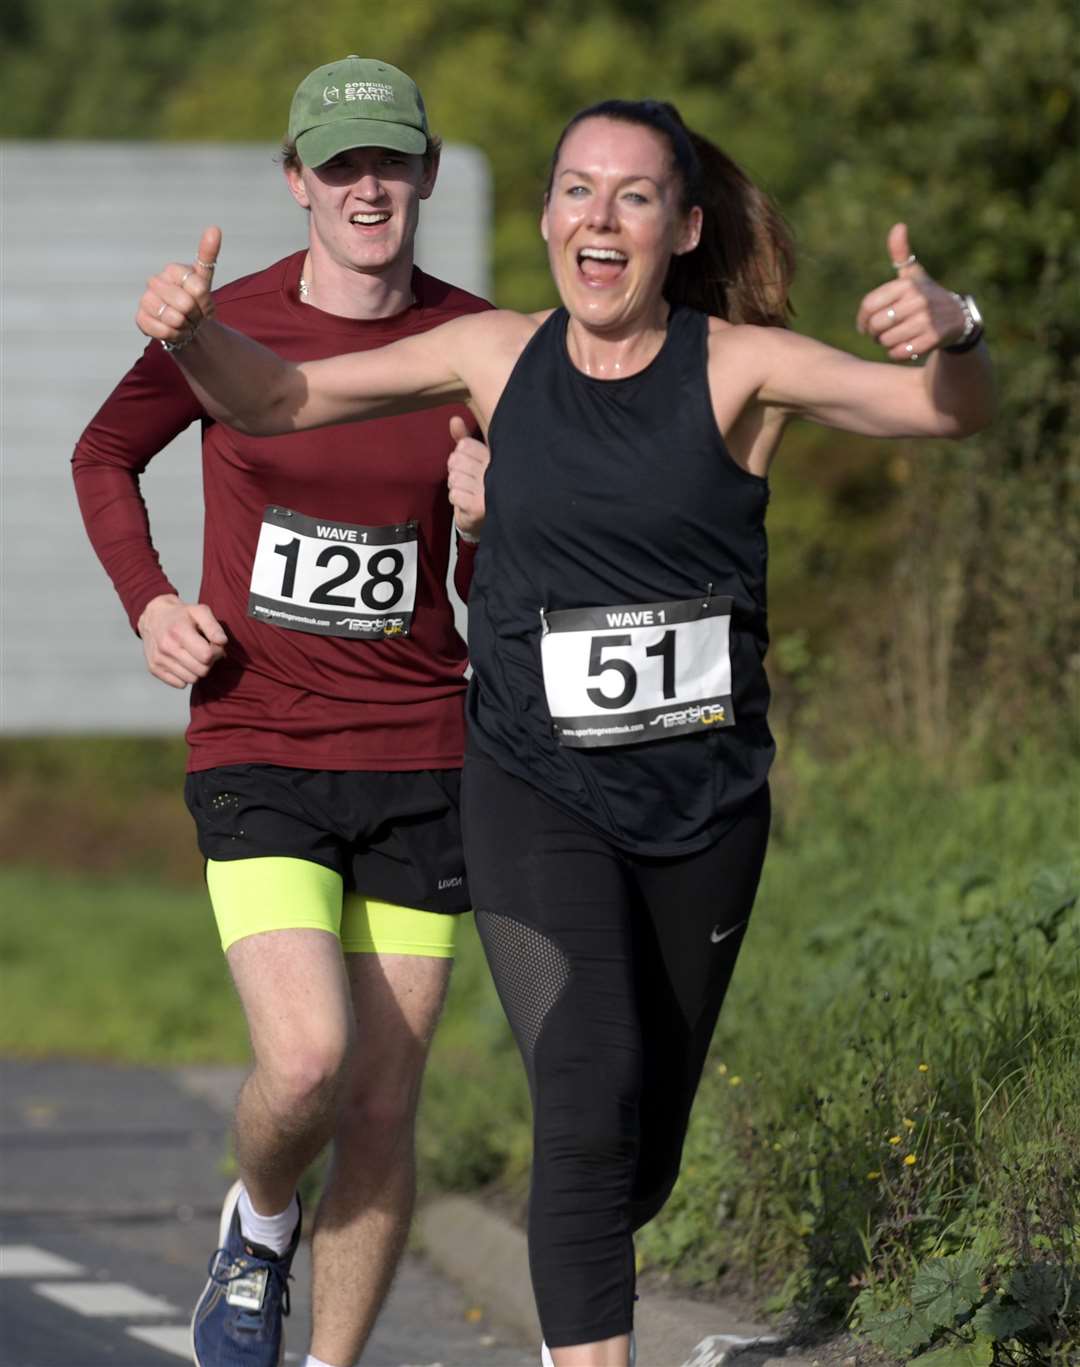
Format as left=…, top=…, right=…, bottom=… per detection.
left=467, top=305, right=773, bottom=855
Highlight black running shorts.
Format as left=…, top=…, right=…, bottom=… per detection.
left=184, top=764, right=470, bottom=916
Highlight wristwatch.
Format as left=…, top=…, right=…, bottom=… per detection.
left=943, top=293, right=984, bottom=353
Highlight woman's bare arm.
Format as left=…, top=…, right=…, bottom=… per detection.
left=136, top=227, right=497, bottom=433
left=753, top=330, right=995, bottom=439
left=177, top=313, right=477, bottom=434
left=735, top=223, right=996, bottom=440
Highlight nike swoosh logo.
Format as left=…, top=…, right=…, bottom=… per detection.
left=710, top=920, right=747, bottom=945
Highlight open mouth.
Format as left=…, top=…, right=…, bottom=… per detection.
left=577, top=246, right=628, bottom=284
left=350, top=211, right=391, bottom=229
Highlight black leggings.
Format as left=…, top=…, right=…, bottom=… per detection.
left=462, top=755, right=770, bottom=1349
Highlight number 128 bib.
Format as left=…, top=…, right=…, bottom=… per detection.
left=540, top=595, right=735, bottom=748
left=248, top=506, right=418, bottom=639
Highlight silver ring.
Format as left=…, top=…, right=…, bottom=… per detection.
left=156, top=302, right=167, bottom=318
left=180, top=270, right=192, bottom=286
left=195, top=257, right=216, bottom=272
left=886, top=307, right=896, bottom=321
left=892, top=253, right=917, bottom=271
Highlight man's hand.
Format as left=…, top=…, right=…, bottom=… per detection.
left=136, top=226, right=221, bottom=348
left=447, top=414, right=490, bottom=541
left=856, top=223, right=969, bottom=363
left=137, top=594, right=228, bottom=689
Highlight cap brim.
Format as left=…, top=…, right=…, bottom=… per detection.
left=296, top=119, right=427, bottom=167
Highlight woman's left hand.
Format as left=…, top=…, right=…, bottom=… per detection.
left=856, top=223, right=968, bottom=363
left=447, top=415, right=489, bottom=541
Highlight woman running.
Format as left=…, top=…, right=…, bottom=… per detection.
left=137, top=99, right=993, bottom=1366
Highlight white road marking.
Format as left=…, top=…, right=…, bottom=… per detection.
left=32, top=1280, right=180, bottom=1317
left=0, top=1244, right=84, bottom=1278
left=682, top=1334, right=782, bottom=1367
left=127, top=1325, right=193, bottom=1358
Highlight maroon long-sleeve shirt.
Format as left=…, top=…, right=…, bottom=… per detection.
left=73, top=251, right=490, bottom=772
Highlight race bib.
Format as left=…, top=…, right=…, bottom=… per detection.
left=247, top=506, right=418, bottom=639
left=540, top=595, right=734, bottom=748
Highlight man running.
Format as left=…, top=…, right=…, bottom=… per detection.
left=73, top=55, right=490, bottom=1367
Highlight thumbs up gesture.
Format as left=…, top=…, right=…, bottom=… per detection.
left=446, top=413, right=490, bottom=542
left=856, top=223, right=969, bottom=363
left=137, top=226, right=222, bottom=350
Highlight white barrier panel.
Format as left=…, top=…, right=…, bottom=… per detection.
left=0, top=141, right=490, bottom=732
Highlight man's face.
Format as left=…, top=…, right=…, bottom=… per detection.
left=285, top=145, right=438, bottom=274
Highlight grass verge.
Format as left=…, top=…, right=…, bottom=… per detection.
left=421, top=749, right=1080, bottom=1361
left=3, top=743, right=1077, bottom=1359
left=0, top=868, right=245, bottom=1063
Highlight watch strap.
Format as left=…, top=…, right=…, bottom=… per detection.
left=943, top=293, right=984, bottom=354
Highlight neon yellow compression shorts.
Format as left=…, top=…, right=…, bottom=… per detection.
left=206, top=856, right=457, bottom=957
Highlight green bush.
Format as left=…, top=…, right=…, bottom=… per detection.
left=3, top=1, right=1077, bottom=768
left=2, top=743, right=1075, bottom=1354
left=422, top=748, right=1080, bottom=1355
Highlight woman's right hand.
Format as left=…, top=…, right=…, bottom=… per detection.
left=136, top=226, right=221, bottom=349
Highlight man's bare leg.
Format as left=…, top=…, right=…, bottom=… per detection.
left=228, top=928, right=355, bottom=1217
left=308, top=951, right=451, bottom=1365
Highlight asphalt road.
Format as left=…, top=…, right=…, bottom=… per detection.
left=0, top=1058, right=535, bottom=1367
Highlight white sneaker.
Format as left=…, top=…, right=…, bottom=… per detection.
left=540, top=1333, right=636, bottom=1365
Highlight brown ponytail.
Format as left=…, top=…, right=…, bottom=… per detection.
left=549, top=100, right=795, bottom=327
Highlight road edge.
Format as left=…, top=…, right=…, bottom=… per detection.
left=174, top=1065, right=820, bottom=1366
left=417, top=1195, right=818, bottom=1367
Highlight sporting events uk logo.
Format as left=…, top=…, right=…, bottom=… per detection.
left=649, top=703, right=727, bottom=729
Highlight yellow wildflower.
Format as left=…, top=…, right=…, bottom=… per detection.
left=867, top=1170, right=881, bottom=1180
left=903, top=1118, right=916, bottom=1131
left=888, top=1135, right=901, bottom=1145
left=729, top=1075, right=743, bottom=1087
left=904, top=1154, right=917, bottom=1166
left=918, top=1062, right=929, bottom=1072
left=716, top=1063, right=728, bottom=1075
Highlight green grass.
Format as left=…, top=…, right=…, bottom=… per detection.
left=422, top=748, right=1080, bottom=1358
left=0, top=868, right=247, bottom=1063
left=3, top=746, right=1077, bottom=1357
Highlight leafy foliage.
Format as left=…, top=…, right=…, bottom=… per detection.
left=915, top=1337, right=994, bottom=1367
left=635, top=752, right=1080, bottom=1354
left=2, top=743, right=1077, bottom=1358
left=4, top=0, right=1075, bottom=768
left=3, top=3, right=1079, bottom=1353
left=856, top=1252, right=1079, bottom=1364
left=911, top=1252, right=984, bottom=1326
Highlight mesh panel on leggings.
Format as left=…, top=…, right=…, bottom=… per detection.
left=476, top=911, right=571, bottom=1064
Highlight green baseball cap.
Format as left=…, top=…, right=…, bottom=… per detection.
left=288, top=56, right=430, bottom=167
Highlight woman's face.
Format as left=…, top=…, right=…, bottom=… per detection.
left=541, top=117, right=702, bottom=334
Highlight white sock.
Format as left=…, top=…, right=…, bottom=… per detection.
left=236, top=1186, right=299, bottom=1256
left=302, top=1357, right=346, bottom=1367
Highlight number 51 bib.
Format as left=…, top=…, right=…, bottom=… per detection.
left=248, top=506, right=418, bottom=639
left=540, top=594, right=735, bottom=748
